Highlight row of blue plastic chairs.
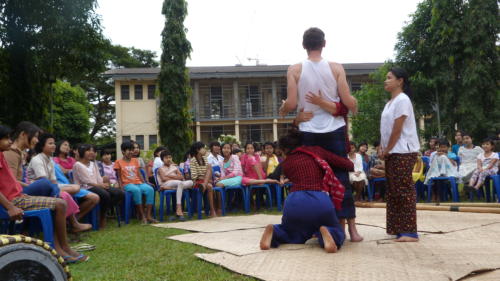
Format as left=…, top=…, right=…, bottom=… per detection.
left=364, top=154, right=500, bottom=203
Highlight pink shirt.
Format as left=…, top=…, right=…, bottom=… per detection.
left=102, top=162, right=117, bottom=184
left=240, top=153, right=265, bottom=180
left=53, top=156, right=76, bottom=170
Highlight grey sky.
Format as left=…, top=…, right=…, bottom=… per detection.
left=97, top=0, right=422, bottom=66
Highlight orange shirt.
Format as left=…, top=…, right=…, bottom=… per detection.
left=114, top=158, right=142, bottom=186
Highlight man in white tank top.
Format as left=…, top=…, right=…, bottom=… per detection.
left=279, top=27, right=363, bottom=242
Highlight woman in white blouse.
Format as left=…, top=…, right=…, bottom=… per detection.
left=457, top=132, right=483, bottom=184
left=379, top=67, right=420, bottom=243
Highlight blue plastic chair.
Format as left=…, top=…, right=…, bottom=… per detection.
left=67, top=171, right=74, bottom=183
left=211, top=166, right=227, bottom=216
left=155, top=168, right=192, bottom=222
left=426, top=177, right=459, bottom=202
left=0, top=206, right=54, bottom=248
left=74, top=195, right=100, bottom=230
left=367, top=178, right=386, bottom=201
left=245, top=184, right=272, bottom=211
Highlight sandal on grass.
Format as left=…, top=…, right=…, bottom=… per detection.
left=63, top=254, right=89, bottom=264
left=72, top=243, right=96, bottom=252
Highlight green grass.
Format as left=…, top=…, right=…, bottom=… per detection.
left=68, top=211, right=277, bottom=281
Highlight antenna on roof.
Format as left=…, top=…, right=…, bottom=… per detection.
left=235, top=56, right=243, bottom=66
left=247, top=57, right=261, bottom=66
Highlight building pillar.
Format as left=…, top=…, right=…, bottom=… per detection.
left=194, top=81, right=200, bottom=120
left=233, top=80, right=239, bottom=118
left=273, top=119, right=278, bottom=141
left=196, top=122, right=201, bottom=141
left=235, top=120, right=240, bottom=142
left=272, top=79, right=277, bottom=116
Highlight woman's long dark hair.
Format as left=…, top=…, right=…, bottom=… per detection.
left=189, top=141, right=206, bottom=166
left=55, top=140, right=69, bottom=157
left=389, top=67, right=412, bottom=99
left=278, top=128, right=303, bottom=155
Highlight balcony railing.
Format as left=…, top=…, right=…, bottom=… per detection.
left=196, top=104, right=296, bottom=120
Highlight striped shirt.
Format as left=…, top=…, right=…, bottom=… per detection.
left=190, top=155, right=209, bottom=180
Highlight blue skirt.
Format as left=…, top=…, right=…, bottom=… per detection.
left=301, top=126, right=355, bottom=219
left=271, top=190, right=345, bottom=249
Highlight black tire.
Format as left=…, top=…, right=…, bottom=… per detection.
left=0, top=243, right=68, bottom=281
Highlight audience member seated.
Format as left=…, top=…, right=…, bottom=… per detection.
left=457, top=132, right=483, bottom=186
left=469, top=138, right=498, bottom=190
left=412, top=154, right=425, bottom=183
left=27, top=132, right=97, bottom=227
left=207, top=141, right=224, bottom=170
left=215, top=143, right=243, bottom=188
left=157, top=149, right=193, bottom=221
left=261, top=142, right=280, bottom=176
left=53, top=140, right=76, bottom=175
left=452, top=130, right=465, bottom=155
left=0, top=125, right=89, bottom=263
left=424, top=137, right=438, bottom=157
left=98, top=150, right=118, bottom=186
left=73, top=144, right=125, bottom=228
left=357, top=142, right=370, bottom=171
left=4, top=121, right=57, bottom=197
left=424, top=139, right=458, bottom=202
left=150, top=146, right=167, bottom=182
left=347, top=142, right=368, bottom=201
left=189, top=141, right=216, bottom=217
left=114, top=141, right=156, bottom=224
left=131, top=140, right=146, bottom=171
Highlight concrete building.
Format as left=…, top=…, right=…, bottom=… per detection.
left=105, top=63, right=382, bottom=155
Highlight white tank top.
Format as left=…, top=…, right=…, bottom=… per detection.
left=297, top=59, right=345, bottom=133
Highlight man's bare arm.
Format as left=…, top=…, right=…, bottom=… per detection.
left=279, top=64, right=301, bottom=117
left=331, top=62, right=358, bottom=114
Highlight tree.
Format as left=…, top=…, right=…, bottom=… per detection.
left=351, top=63, right=391, bottom=145
left=0, top=0, right=105, bottom=130
left=158, top=0, right=193, bottom=162
left=51, top=80, right=92, bottom=144
left=395, top=0, right=499, bottom=140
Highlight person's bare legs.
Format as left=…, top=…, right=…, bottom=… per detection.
left=68, top=215, right=91, bottom=233
left=135, top=204, right=147, bottom=224
left=319, top=226, right=338, bottom=253
left=53, top=199, right=81, bottom=257
left=206, top=184, right=217, bottom=217
left=76, top=193, right=99, bottom=220
left=347, top=218, right=363, bottom=242
left=260, top=224, right=273, bottom=250
left=214, top=192, right=222, bottom=216
left=145, top=204, right=157, bottom=223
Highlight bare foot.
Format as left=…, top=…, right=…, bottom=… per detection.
left=260, top=224, right=273, bottom=250
left=395, top=236, right=419, bottom=242
left=349, top=228, right=364, bottom=242
left=319, top=226, right=338, bottom=253
left=71, top=223, right=92, bottom=233
left=209, top=211, right=217, bottom=218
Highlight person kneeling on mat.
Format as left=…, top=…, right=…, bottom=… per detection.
left=260, top=129, right=354, bottom=253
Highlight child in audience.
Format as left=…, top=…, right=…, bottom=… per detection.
left=424, top=137, right=438, bottom=156
left=147, top=146, right=167, bottom=184
left=261, top=142, right=280, bottom=176
left=189, top=141, right=216, bottom=217
left=53, top=140, right=76, bottom=174
left=73, top=144, right=125, bottom=228
left=99, top=150, right=118, bottom=186
left=114, top=141, right=156, bottom=224
left=0, top=125, right=88, bottom=263
left=241, top=142, right=278, bottom=186
left=347, top=142, right=368, bottom=202
left=27, top=133, right=99, bottom=222
left=232, top=148, right=242, bottom=158
left=424, top=139, right=458, bottom=202
left=158, top=149, right=193, bottom=220
left=131, top=141, right=146, bottom=170
left=215, top=143, right=243, bottom=188
left=207, top=141, right=224, bottom=169
left=458, top=133, right=484, bottom=185
left=357, top=142, right=370, bottom=170
left=469, top=138, right=498, bottom=190
left=4, top=121, right=57, bottom=197
left=452, top=130, right=464, bottom=155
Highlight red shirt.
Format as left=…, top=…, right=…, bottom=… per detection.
left=0, top=152, right=23, bottom=201
left=282, top=146, right=353, bottom=191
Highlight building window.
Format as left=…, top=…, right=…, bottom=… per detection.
left=134, top=85, right=143, bottom=100
left=148, top=85, right=156, bottom=99
left=351, top=83, right=362, bottom=92
left=149, top=135, right=157, bottom=147
left=135, top=135, right=144, bottom=148
left=121, top=85, right=130, bottom=100
left=200, top=125, right=235, bottom=143
left=122, top=135, right=131, bottom=143
left=240, top=84, right=261, bottom=118
left=240, top=124, right=273, bottom=143
left=210, top=86, right=223, bottom=119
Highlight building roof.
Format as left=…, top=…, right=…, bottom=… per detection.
left=104, top=63, right=383, bottom=80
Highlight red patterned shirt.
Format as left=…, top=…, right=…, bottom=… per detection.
left=282, top=146, right=353, bottom=191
